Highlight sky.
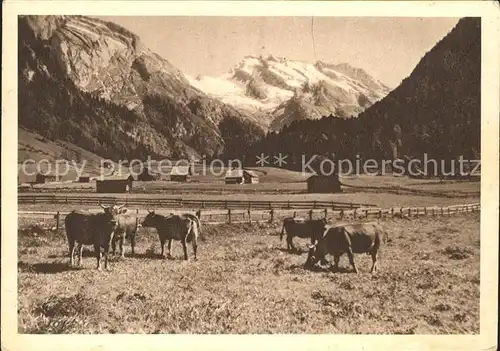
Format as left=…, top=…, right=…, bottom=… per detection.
left=96, top=16, right=460, bottom=88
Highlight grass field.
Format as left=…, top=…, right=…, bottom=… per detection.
left=18, top=214, right=480, bottom=334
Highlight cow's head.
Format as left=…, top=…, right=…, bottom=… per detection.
left=99, top=203, right=125, bottom=228
left=142, top=209, right=157, bottom=228
left=304, top=244, right=319, bottom=269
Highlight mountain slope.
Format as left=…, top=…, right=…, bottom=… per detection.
left=188, top=55, right=391, bottom=130
left=246, top=17, right=480, bottom=168
left=18, top=15, right=264, bottom=161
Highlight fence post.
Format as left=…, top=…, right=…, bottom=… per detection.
left=432, top=208, right=436, bottom=217
left=55, top=211, right=60, bottom=231
left=248, top=209, right=252, bottom=224
left=228, top=209, right=232, bottom=224
left=293, top=211, right=297, bottom=218
left=309, top=210, right=313, bottom=220
left=287, top=200, right=291, bottom=209
left=424, top=207, right=427, bottom=216
left=269, top=201, right=272, bottom=209
left=353, top=209, right=357, bottom=220
left=391, top=207, right=394, bottom=217
left=332, top=202, right=335, bottom=211
left=324, top=208, right=328, bottom=219
left=379, top=209, right=382, bottom=219
left=202, top=201, right=205, bottom=209
left=350, top=202, right=354, bottom=209
left=269, top=209, right=274, bottom=223
left=313, top=201, right=317, bottom=209
left=448, top=207, right=451, bottom=216
left=33, top=196, right=36, bottom=205
left=365, top=209, right=368, bottom=218
left=248, top=201, right=251, bottom=211
left=441, top=207, right=444, bottom=216
left=225, top=200, right=228, bottom=209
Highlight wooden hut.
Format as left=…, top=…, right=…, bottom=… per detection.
left=77, top=174, right=91, bottom=183
left=170, top=166, right=191, bottom=182
left=35, top=172, right=58, bottom=184
left=306, top=174, right=341, bottom=193
left=243, top=170, right=259, bottom=184
left=96, top=173, right=134, bottom=193
left=225, top=169, right=244, bottom=184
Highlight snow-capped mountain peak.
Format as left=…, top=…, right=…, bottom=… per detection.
left=186, top=55, right=391, bottom=131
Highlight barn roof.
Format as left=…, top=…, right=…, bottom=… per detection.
left=170, top=166, right=190, bottom=176
left=243, top=170, right=259, bottom=178
left=97, top=173, right=134, bottom=181
left=225, top=168, right=243, bottom=178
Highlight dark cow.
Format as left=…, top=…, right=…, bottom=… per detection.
left=280, top=217, right=327, bottom=252
left=304, top=222, right=384, bottom=274
left=141, top=210, right=199, bottom=260
left=111, top=207, right=141, bottom=258
left=64, top=204, right=124, bottom=270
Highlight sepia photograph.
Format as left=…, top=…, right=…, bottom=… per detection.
left=2, top=1, right=499, bottom=350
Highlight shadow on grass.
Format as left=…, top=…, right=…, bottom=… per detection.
left=18, top=261, right=78, bottom=274
left=297, top=263, right=354, bottom=274
left=131, top=251, right=167, bottom=260
left=275, top=247, right=305, bottom=255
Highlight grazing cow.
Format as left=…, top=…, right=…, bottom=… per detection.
left=64, top=203, right=124, bottom=270
left=141, top=210, right=199, bottom=260
left=280, top=217, right=327, bottom=252
left=304, top=222, right=384, bottom=274
left=111, top=208, right=141, bottom=258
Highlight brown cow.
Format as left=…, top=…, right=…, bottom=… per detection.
left=141, top=211, right=199, bottom=260
left=111, top=207, right=141, bottom=258
left=65, top=204, right=124, bottom=270
left=281, top=217, right=327, bottom=252
left=304, top=222, right=384, bottom=274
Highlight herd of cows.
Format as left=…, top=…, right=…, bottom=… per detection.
left=64, top=203, right=387, bottom=273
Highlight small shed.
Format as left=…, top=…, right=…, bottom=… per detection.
left=170, top=166, right=191, bottom=182
left=77, top=174, right=91, bottom=183
left=306, top=174, right=342, bottom=193
left=96, top=173, right=134, bottom=193
left=225, top=169, right=244, bottom=184
left=243, top=170, right=259, bottom=184
left=35, top=172, right=58, bottom=184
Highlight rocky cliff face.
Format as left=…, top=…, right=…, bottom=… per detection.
left=18, top=15, right=263, bottom=160
left=188, top=55, right=391, bottom=131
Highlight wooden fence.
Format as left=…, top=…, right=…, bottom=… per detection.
left=17, top=194, right=375, bottom=210
left=18, top=203, right=480, bottom=229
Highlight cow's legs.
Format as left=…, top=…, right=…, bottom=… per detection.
left=130, top=234, right=136, bottom=256
left=160, top=237, right=166, bottom=258
left=111, top=236, right=117, bottom=255
left=68, top=239, right=76, bottom=267
left=287, top=235, right=296, bottom=252
left=182, top=238, right=189, bottom=260
left=333, top=253, right=341, bottom=272
left=94, top=243, right=102, bottom=270
left=167, top=239, right=174, bottom=259
left=77, top=243, right=83, bottom=267
left=192, top=238, right=198, bottom=261
left=346, top=248, right=358, bottom=274
left=119, top=237, right=125, bottom=259
left=103, top=241, right=111, bottom=270
left=370, top=251, right=378, bottom=273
